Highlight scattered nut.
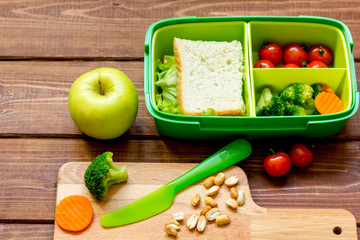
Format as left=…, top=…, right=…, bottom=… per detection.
left=215, top=215, right=231, bottom=226
left=230, top=187, right=238, bottom=199
left=206, top=185, right=220, bottom=196
left=205, top=207, right=220, bottom=221
left=187, top=214, right=199, bottom=230
left=237, top=190, right=246, bottom=206
left=200, top=205, right=212, bottom=215
left=191, top=193, right=201, bottom=207
left=165, top=225, right=178, bottom=237
left=165, top=219, right=180, bottom=230
left=172, top=212, right=185, bottom=221
left=226, top=198, right=238, bottom=209
left=214, top=172, right=225, bottom=186
left=204, top=196, right=218, bottom=208
left=196, top=215, right=207, bottom=232
left=203, top=176, right=215, bottom=189
left=225, top=176, right=239, bottom=187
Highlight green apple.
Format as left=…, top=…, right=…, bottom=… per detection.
left=68, top=67, right=138, bottom=140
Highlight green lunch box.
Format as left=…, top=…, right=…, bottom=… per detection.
left=144, top=16, right=359, bottom=140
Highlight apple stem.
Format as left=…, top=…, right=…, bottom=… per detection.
left=98, top=79, right=104, bottom=95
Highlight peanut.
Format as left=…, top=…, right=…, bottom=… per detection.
left=230, top=187, right=238, bottom=199
left=214, top=172, right=225, bottom=186
left=165, top=226, right=178, bottom=237
left=225, top=176, right=239, bottom=187
left=196, top=215, right=207, bottom=232
left=205, top=207, right=220, bottom=221
left=204, top=196, right=217, bottom=208
left=226, top=198, right=238, bottom=209
left=215, top=215, right=231, bottom=226
left=206, top=185, right=220, bottom=196
left=172, top=212, right=185, bottom=221
left=200, top=205, right=212, bottom=215
left=191, top=193, right=201, bottom=207
left=165, top=219, right=180, bottom=230
left=187, top=214, right=199, bottom=230
left=203, top=176, right=215, bottom=189
left=237, top=190, right=246, bottom=206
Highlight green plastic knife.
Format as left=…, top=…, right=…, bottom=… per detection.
left=100, top=139, right=252, bottom=227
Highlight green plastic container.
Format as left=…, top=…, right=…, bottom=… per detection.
left=144, top=16, right=359, bottom=139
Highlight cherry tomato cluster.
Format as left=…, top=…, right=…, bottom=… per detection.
left=254, top=42, right=333, bottom=69
left=264, top=143, right=313, bottom=177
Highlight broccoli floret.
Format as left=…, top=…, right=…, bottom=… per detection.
left=311, top=83, right=324, bottom=98
left=280, top=83, right=314, bottom=106
left=84, top=152, right=128, bottom=200
left=284, top=102, right=306, bottom=116
left=256, top=88, right=286, bottom=116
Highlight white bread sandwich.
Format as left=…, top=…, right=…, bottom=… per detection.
left=173, top=37, right=245, bottom=116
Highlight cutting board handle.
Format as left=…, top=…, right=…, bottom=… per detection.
left=170, top=139, right=252, bottom=193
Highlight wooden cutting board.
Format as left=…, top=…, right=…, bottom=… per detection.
left=54, top=162, right=357, bottom=239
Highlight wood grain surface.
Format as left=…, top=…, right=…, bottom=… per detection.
left=0, top=1, right=359, bottom=239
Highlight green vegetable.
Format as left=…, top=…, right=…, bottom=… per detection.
left=84, top=152, right=128, bottom=200
left=256, top=88, right=286, bottom=116
left=311, top=83, right=324, bottom=98
left=202, top=108, right=218, bottom=116
left=280, top=83, right=314, bottom=106
left=284, top=102, right=306, bottom=116
left=155, top=56, right=183, bottom=114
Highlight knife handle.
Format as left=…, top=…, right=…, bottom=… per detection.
left=170, top=139, right=252, bottom=193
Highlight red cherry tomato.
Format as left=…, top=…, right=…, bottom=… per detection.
left=264, top=151, right=291, bottom=177
left=308, top=45, right=333, bottom=66
left=308, top=60, right=328, bottom=68
left=289, top=143, right=313, bottom=167
left=283, top=43, right=307, bottom=67
left=282, top=63, right=301, bottom=68
left=259, top=42, right=283, bottom=65
left=254, top=59, right=275, bottom=68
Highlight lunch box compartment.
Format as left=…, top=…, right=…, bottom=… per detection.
left=144, top=16, right=359, bottom=139
left=150, top=21, right=253, bottom=117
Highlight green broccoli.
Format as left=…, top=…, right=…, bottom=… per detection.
left=256, top=88, right=286, bottom=116
left=311, top=83, right=324, bottom=98
left=84, top=152, right=128, bottom=200
left=284, top=102, right=306, bottom=116
left=280, top=83, right=314, bottom=106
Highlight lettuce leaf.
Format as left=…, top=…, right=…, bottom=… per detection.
left=155, top=56, right=182, bottom=114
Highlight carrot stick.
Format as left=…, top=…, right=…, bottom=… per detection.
left=321, top=84, right=335, bottom=94
left=315, top=92, right=344, bottom=114
left=55, top=195, right=93, bottom=232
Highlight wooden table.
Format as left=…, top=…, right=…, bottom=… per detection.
left=0, top=1, right=359, bottom=239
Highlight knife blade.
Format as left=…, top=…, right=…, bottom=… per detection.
left=100, top=139, right=252, bottom=227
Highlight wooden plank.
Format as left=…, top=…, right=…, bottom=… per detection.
left=0, top=138, right=359, bottom=224
left=0, top=61, right=359, bottom=139
left=0, top=1, right=358, bottom=59
left=0, top=224, right=53, bottom=240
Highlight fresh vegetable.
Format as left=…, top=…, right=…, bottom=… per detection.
left=280, top=83, right=315, bottom=115
left=202, top=108, right=218, bottom=116
left=254, top=59, right=275, bottom=68
left=155, top=56, right=183, bottom=114
left=259, top=42, right=283, bottom=65
left=289, top=143, right=313, bottom=167
left=264, top=151, right=291, bottom=177
left=55, top=195, right=93, bottom=232
left=315, top=91, right=345, bottom=114
left=84, top=152, right=128, bottom=200
left=311, top=83, right=324, bottom=98
left=283, top=43, right=307, bottom=67
left=308, top=45, right=333, bottom=65
left=282, top=63, right=300, bottom=68
left=307, top=60, right=328, bottom=68
left=321, top=83, right=335, bottom=94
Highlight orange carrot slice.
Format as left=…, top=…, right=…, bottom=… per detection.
left=315, top=92, right=344, bottom=115
left=55, top=195, right=93, bottom=232
left=321, top=84, right=335, bottom=94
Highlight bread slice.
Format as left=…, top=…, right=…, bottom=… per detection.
left=174, top=37, right=245, bottom=116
